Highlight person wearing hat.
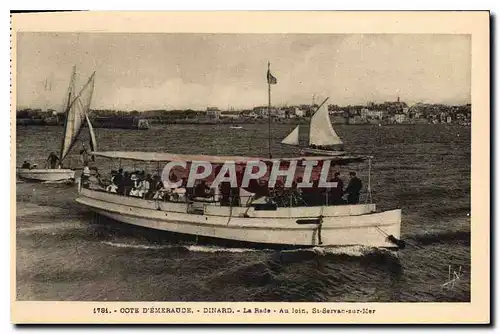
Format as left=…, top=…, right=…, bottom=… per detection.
left=345, top=172, right=362, bottom=204
left=80, top=144, right=90, bottom=167
left=329, top=172, right=345, bottom=204
left=81, top=165, right=91, bottom=189
left=129, top=174, right=140, bottom=197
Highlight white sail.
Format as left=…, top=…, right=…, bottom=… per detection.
left=86, top=114, right=97, bottom=152
left=59, top=71, right=96, bottom=162
left=309, top=103, right=343, bottom=146
left=281, top=125, right=300, bottom=146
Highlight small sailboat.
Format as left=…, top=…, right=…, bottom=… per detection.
left=281, top=98, right=345, bottom=156
left=17, top=66, right=98, bottom=182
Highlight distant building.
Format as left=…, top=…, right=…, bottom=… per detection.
left=296, top=109, right=305, bottom=117
left=253, top=106, right=269, bottom=118
left=360, top=108, right=384, bottom=120
left=221, top=113, right=240, bottom=119
left=439, top=112, right=447, bottom=123
left=360, top=108, right=370, bottom=118
left=394, top=114, right=406, bottom=124
left=206, top=107, right=221, bottom=119
left=411, top=110, right=422, bottom=119
left=247, top=111, right=258, bottom=118
left=281, top=106, right=304, bottom=118
left=272, top=108, right=286, bottom=118
left=446, top=116, right=452, bottom=123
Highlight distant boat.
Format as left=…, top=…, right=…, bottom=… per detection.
left=90, top=116, right=149, bottom=130
left=281, top=97, right=345, bottom=156
left=230, top=125, right=243, bottom=129
left=17, top=66, right=97, bottom=182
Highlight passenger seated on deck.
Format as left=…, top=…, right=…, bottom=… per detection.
left=88, top=168, right=104, bottom=189
left=110, top=170, right=117, bottom=183
left=142, top=174, right=153, bottom=199
left=153, top=181, right=168, bottom=200
left=106, top=183, right=118, bottom=193
left=129, top=186, right=141, bottom=197
left=164, top=173, right=179, bottom=192
left=21, top=161, right=30, bottom=169
left=172, top=187, right=186, bottom=202
left=136, top=174, right=151, bottom=198
left=194, top=180, right=211, bottom=198
left=113, top=168, right=123, bottom=190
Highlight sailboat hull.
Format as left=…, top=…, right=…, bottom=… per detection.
left=300, top=147, right=346, bottom=156
left=16, top=168, right=75, bottom=182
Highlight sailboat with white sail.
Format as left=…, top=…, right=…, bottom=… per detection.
left=281, top=98, right=345, bottom=156
left=17, top=66, right=98, bottom=182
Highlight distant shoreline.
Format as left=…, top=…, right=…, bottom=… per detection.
left=15, top=118, right=470, bottom=127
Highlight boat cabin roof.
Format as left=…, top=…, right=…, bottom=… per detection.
left=90, top=151, right=371, bottom=165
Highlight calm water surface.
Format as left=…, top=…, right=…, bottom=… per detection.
left=16, top=123, right=470, bottom=301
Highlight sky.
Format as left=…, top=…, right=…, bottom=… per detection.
left=16, top=33, right=471, bottom=111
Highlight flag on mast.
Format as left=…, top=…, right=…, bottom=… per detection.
left=267, top=62, right=277, bottom=85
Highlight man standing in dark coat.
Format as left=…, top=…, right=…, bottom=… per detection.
left=47, top=152, right=60, bottom=169
left=329, top=172, right=345, bottom=204
left=345, top=172, right=362, bottom=204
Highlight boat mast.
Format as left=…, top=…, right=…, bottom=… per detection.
left=266, top=61, right=278, bottom=158
left=267, top=62, right=272, bottom=158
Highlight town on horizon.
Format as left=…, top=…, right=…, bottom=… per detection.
left=17, top=95, right=472, bottom=128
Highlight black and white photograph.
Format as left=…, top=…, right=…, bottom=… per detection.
left=10, top=11, right=490, bottom=324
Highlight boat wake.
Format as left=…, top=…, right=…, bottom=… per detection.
left=17, top=222, right=86, bottom=233
left=185, top=245, right=270, bottom=253
left=101, top=241, right=171, bottom=250
left=99, top=239, right=388, bottom=257
left=41, top=179, right=75, bottom=185
left=100, top=241, right=272, bottom=253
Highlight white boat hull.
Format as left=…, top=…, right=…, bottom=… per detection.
left=76, top=188, right=402, bottom=248
left=16, top=168, right=75, bottom=182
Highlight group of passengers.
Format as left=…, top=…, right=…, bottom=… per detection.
left=298, top=171, right=363, bottom=205
left=103, top=168, right=154, bottom=198
left=99, top=168, right=363, bottom=206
